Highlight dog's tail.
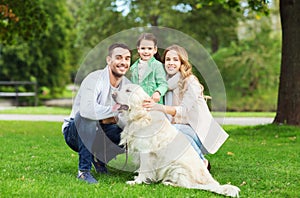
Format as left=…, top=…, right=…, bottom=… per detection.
left=190, top=183, right=240, bottom=197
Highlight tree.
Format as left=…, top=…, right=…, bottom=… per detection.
left=212, top=18, right=281, bottom=111
left=0, top=0, right=47, bottom=44
left=274, top=0, right=300, bottom=126
left=0, top=0, right=76, bottom=97
left=123, top=0, right=240, bottom=53
left=74, top=0, right=133, bottom=51
left=179, top=3, right=240, bottom=53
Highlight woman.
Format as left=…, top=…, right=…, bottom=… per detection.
left=143, top=44, right=229, bottom=170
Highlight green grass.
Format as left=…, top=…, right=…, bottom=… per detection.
left=212, top=111, right=276, bottom=117
left=0, top=106, right=275, bottom=117
left=0, top=106, right=70, bottom=115
left=0, top=121, right=299, bottom=197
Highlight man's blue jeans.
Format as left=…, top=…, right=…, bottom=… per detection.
left=63, top=113, right=123, bottom=171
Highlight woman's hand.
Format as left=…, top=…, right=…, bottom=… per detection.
left=143, top=98, right=155, bottom=109
left=143, top=98, right=165, bottom=112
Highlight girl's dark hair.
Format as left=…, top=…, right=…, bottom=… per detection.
left=136, top=33, right=161, bottom=62
left=136, top=33, right=157, bottom=47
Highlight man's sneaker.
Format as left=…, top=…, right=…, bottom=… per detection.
left=92, top=159, right=108, bottom=174
left=94, top=163, right=108, bottom=174
left=77, top=171, right=98, bottom=184
left=97, top=164, right=108, bottom=174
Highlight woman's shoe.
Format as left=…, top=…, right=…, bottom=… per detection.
left=203, top=159, right=211, bottom=172
left=207, top=161, right=211, bottom=172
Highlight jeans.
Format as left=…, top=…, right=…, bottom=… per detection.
left=63, top=112, right=123, bottom=171
left=173, top=124, right=207, bottom=160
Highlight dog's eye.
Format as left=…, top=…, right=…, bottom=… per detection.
left=126, top=89, right=131, bottom=93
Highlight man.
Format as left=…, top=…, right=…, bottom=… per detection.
left=62, top=43, right=131, bottom=184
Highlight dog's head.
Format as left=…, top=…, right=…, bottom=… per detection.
left=113, top=84, right=151, bottom=122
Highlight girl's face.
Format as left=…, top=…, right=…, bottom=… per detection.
left=164, top=50, right=181, bottom=76
left=137, top=39, right=157, bottom=61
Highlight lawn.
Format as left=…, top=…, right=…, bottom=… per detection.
left=0, top=121, right=299, bottom=197
left=0, top=106, right=70, bottom=115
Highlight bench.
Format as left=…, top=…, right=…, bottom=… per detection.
left=204, top=95, right=212, bottom=102
left=0, top=81, right=38, bottom=106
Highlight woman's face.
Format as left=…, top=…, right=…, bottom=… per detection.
left=164, top=50, right=181, bottom=76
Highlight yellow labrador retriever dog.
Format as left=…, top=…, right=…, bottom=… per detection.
left=113, top=84, right=240, bottom=197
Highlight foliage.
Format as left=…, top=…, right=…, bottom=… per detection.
left=74, top=0, right=134, bottom=52
left=116, top=0, right=241, bottom=53
left=181, top=3, right=240, bottom=53
left=181, top=0, right=270, bottom=14
left=72, top=0, right=242, bottom=54
left=0, top=121, right=299, bottom=197
left=0, top=0, right=76, bottom=97
left=0, top=0, right=48, bottom=44
left=213, top=16, right=281, bottom=111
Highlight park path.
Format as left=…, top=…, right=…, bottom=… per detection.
left=0, top=113, right=273, bottom=125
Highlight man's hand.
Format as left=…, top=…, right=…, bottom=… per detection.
left=100, top=117, right=117, bottom=124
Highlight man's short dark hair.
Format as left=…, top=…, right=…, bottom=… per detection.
left=108, top=43, right=131, bottom=57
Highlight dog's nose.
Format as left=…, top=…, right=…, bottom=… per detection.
left=112, top=92, right=117, bottom=100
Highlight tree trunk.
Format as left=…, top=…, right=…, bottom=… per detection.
left=211, top=34, right=219, bottom=53
left=274, top=0, right=300, bottom=126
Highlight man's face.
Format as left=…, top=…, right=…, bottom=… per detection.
left=107, top=47, right=131, bottom=78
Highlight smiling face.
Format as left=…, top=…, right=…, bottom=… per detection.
left=137, top=39, right=157, bottom=61
left=164, top=50, right=181, bottom=76
left=107, top=47, right=131, bottom=78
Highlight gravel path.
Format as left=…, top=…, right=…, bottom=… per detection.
left=0, top=114, right=273, bottom=125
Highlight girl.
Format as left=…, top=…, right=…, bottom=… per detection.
left=130, top=33, right=168, bottom=104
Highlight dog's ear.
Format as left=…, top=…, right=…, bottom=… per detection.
left=128, top=95, right=150, bottom=122
left=127, top=88, right=152, bottom=124
left=127, top=87, right=149, bottom=109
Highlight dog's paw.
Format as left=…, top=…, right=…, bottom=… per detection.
left=222, top=184, right=240, bottom=198
left=144, top=177, right=153, bottom=184
left=126, top=180, right=138, bottom=185
left=162, top=181, right=175, bottom=186
left=126, top=179, right=144, bottom=185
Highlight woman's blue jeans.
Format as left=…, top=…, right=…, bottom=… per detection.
left=173, top=124, right=207, bottom=160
